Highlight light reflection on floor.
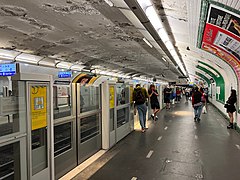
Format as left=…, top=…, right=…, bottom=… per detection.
left=173, top=111, right=193, bottom=116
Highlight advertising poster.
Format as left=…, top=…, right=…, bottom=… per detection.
left=130, top=85, right=134, bottom=103
left=201, top=4, right=240, bottom=108
left=109, top=85, right=115, bottom=109
left=201, top=4, right=240, bottom=65
left=31, top=86, right=47, bottom=130
left=57, top=86, right=69, bottom=106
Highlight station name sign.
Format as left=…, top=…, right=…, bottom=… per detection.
left=0, top=63, right=16, bottom=76
left=58, top=71, right=72, bottom=78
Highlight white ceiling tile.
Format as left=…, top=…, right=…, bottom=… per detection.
left=236, top=0, right=240, bottom=9
left=222, top=0, right=229, bottom=4
left=231, top=0, right=239, bottom=8
left=227, top=0, right=233, bottom=7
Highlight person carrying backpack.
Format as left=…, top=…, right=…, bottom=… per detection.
left=192, top=86, right=203, bottom=122
left=133, top=84, right=149, bottom=132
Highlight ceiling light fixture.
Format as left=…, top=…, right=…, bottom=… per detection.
left=56, top=61, right=72, bottom=69
left=136, top=0, right=187, bottom=76
left=104, top=0, right=114, bottom=7
left=0, top=49, right=22, bottom=61
left=143, top=38, right=153, bottom=48
left=15, top=53, right=43, bottom=64
left=162, top=57, right=167, bottom=62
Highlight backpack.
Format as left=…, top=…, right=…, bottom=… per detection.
left=135, top=88, right=145, bottom=104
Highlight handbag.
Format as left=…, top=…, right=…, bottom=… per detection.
left=224, top=103, right=229, bottom=108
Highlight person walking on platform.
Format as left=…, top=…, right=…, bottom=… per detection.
left=200, top=87, right=207, bottom=114
left=133, top=84, right=149, bottom=132
left=225, top=89, right=237, bottom=129
left=185, top=88, right=190, bottom=102
left=176, top=87, right=181, bottom=103
left=192, top=86, right=203, bottom=122
left=148, top=84, right=160, bottom=121
left=164, top=86, right=171, bottom=110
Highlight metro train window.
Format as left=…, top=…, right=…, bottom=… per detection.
left=53, top=85, right=72, bottom=119
left=116, top=84, right=129, bottom=106
left=80, top=86, right=100, bottom=113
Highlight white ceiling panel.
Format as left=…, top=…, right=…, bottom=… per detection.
left=236, top=0, right=240, bottom=9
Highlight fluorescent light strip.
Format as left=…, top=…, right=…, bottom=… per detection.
left=137, top=0, right=187, bottom=75
left=162, top=57, right=167, bottom=62
left=143, top=38, right=153, bottom=48
left=104, top=0, right=114, bottom=7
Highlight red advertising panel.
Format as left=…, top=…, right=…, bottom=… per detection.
left=201, top=4, right=240, bottom=113
left=201, top=4, right=240, bottom=64
left=201, top=4, right=240, bottom=95
left=202, top=23, right=240, bottom=77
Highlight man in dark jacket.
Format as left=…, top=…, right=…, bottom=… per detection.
left=192, top=86, right=203, bottom=122
left=133, top=84, right=149, bottom=132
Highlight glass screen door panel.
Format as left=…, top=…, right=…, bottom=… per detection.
left=28, top=83, right=50, bottom=179
left=54, top=122, right=72, bottom=157
left=80, top=86, right=100, bottom=113
left=32, top=128, right=47, bottom=175
left=80, top=114, right=100, bottom=143
left=0, top=142, right=20, bottom=180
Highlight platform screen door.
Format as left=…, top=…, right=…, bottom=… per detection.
left=27, top=82, right=51, bottom=180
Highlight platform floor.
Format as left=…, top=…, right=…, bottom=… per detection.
left=73, top=100, right=240, bottom=180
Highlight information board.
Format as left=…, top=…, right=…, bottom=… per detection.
left=31, top=86, right=47, bottom=130
left=58, top=71, right=72, bottom=78
left=0, top=63, right=16, bottom=76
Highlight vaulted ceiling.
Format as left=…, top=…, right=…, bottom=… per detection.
left=0, top=0, right=239, bottom=83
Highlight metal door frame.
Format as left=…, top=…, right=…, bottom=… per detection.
left=76, top=83, right=102, bottom=164
left=53, top=83, right=77, bottom=179
left=26, top=81, right=52, bottom=180
left=114, top=83, right=131, bottom=143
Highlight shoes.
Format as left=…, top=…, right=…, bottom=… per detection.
left=194, top=117, right=197, bottom=122
left=197, top=118, right=201, bottom=122
left=151, top=114, right=154, bottom=120
left=227, top=123, right=233, bottom=129
left=155, top=116, right=158, bottom=120
left=141, top=129, right=146, bottom=132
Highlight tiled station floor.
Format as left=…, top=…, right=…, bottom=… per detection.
left=73, top=100, right=240, bottom=180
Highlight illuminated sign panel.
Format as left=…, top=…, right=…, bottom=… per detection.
left=58, top=71, right=72, bottom=78
left=0, top=63, right=16, bottom=76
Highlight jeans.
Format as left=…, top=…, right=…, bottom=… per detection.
left=194, top=105, right=203, bottom=119
left=136, top=103, right=147, bottom=129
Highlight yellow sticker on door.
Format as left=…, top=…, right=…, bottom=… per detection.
left=109, top=85, right=115, bottom=109
left=31, top=86, right=47, bottom=130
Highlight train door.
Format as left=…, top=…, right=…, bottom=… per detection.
left=129, top=84, right=134, bottom=131
left=76, top=84, right=102, bottom=164
left=53, top=83, right=77, bottom=179
left=27, top=82, right=52, bottom=180
left=102, top=82, right=132, bottom=149
left=0, top=79, right=27, bottom=180
left=115, top=83, right=130, bottom=142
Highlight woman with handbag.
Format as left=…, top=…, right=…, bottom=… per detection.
left=225, top=89, right=237, bottom=129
